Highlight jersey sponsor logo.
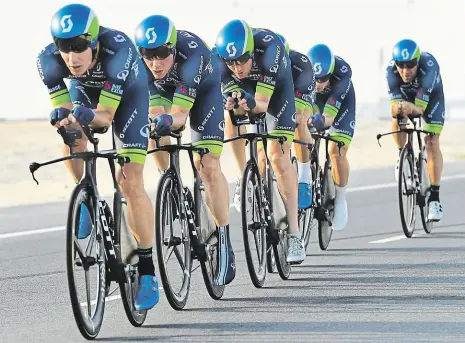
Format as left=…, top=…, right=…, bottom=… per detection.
left=114, top=34, right=126, bottom=43
left=264, top=76, right=275, bottom=85
left=291, top=112, right=296, bottom=123
left=335, top=101, right=341, bottom=109
left=104, top=81, right=111, bottom=90
left=60, top=15, right=73, bottom=33
left=329, top=97, right=336, bottom=105
left=300, top=56, right=308, bottom=63
left=194, top=75, right=201, bottom=84
left=189, top=88, right=196, bottom=97
left=188, top=41, right=198, bottom=49
left=37, top=58, right=44, bottom=80
left=75, top=85, right=92, bottom=105
left=295, top=90, right=303, bottom=97
left=131, top=60, right=140, bottom=78
left=145, top=27, right=157, bottom=44
left=179, top=84, right=188, bottom=94
left=226, top=42, right=237, bottom=57
left=139, top=123, right=150, bottom=138
left=120, top=109, right=137, bottom=138
left=427, top=59, right=434, bottom=67
left=218, top=120, right=225, bottom=131
left=350, top=120, right=356, bottom=130
left=117, top=70, right=129, bottom=81
left=269, top=65, right=278, bottom=73
left=198, top=106, right=215, bottom=131
left=48, top=84, right=62, bottom=94
left=262, top=35, right=274, bottom=43
left=111, top=84, right=123, bottom=95
left=340, top=65, right=348, bottom=73
left=276, top=100, right=288, bottom=119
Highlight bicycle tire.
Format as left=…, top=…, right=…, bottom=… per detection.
left=118, top=201, right=148, bottom=326
left=66, top=183, right=105, bottom=340
left=195, top=182, right=225, bottom=300
left=418, top=150, right=433, bottom=234
left=398, top=147, right=416, bottom=238
left=267, top=168, right=291, bottom=280
left=155, top=173, right=191, bottom=310
left=241, top=164, right=267, bottom=288
left=318, top=161, right=334, bottom=250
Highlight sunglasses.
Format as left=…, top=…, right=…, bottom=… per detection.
left=395, top=59, right=418, bottom=69
left=315, top=73, right=331, bottom=83
left=139, top=45, right=175, bottom=60
left=54, top=35, right=92, bottom=53
left=221, top=52, right=252, bottom=66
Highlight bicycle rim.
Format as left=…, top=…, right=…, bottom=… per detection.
left=196, top=184, right=225, bottom=300
left=155, top=173, right=191, bottom=310
left=118, top=202, right=147, bottom=326
left=398, top=148, right=416, bottom=238
left=241, top=164, right=267, bottom=288
left=66, top=183, right=105, bottom=339
left=318, top=165, right=333, bottom=250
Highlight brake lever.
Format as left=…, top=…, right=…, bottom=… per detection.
left=29, top=162, right=40, bottom=185
left=117, top=156, right=130, bottom=180
left=338, top=142, right=344, bottom=156
left=376, top=133, right=382, bottom=147
left=199, top=148, right=210, bottom=168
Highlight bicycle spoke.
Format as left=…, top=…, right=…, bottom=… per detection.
left=173, top=246, right=186, bottom=271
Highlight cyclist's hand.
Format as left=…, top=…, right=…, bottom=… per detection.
left=72, top=105, right=95, bottom=126
left=310, top=113, right=326, bottom=131
left=224, top=93, right=236, bottom=111
left=400, top=101, right=413, bottom=116
left=49, top=107, right=71, bottom=126
left=151, top=114, right=173, bottom=136
left=237, top=91, right=256, bottom=111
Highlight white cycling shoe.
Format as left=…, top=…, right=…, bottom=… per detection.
left=427, top=201, right=443, bottom=221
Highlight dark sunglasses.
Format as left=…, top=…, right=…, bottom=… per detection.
left=54, top=35, right=92, bottom=53
left=315, top=73, right=331, bottom=83
left=139, top=45, right=175, bottom=60
left=221, top=52, right=252, bottom=66
left=395, top=59, right=418, bottom=69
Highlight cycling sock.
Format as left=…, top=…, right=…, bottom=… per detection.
left=429, top=185, right=440, bottom=202
left=398, top=148, right=402, bottom=156
left=335, top=185, right=347, bottom=200
left=297, top=161, right=311, bottom=184
left=137, top=247, right=155, bottom=276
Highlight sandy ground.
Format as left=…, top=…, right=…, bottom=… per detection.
left=1, top=118, right=464, bottom=208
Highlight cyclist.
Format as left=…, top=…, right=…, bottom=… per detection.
left=224, top=32, right=316, bottom=212
left=38, top=4, right=159, bottom=311
left=214, top=20, right=306, bottom=264
left=134, top=15, right=235, bottom=285
left=307, top=44, right=356, bottom=232
left=386, top=39, right=444, bottom=221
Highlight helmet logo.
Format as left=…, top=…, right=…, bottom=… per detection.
left=401, top=48, right=410, bottom=60
left=226, top=42, right=236, bottom=57
left=60, top=15, right=73, bottom=33
left=145, top=27, right=157, bottom=44
left=314, top=62, right=322, bottom=75
left=262, top=35, right=274, bottom=43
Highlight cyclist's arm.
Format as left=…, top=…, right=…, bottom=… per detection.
left=253, top=41, right=283, bottom=114
left=149, top=80, right=171, bottom=118
left=321, top=77, right=352, bottom=127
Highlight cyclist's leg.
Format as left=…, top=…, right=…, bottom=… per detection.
left=113, top=77, right=158, bottom=309
left=190, top=74, right=235, bottom=285
left=422, top=92, right=445, bottom=220
left=294, top=105, right=313, bottom=208
left=67, top=80, right=100, bottom=182
left=328, top=88, right=356, bottom=231
left=148, top=90, right=174, bottom=172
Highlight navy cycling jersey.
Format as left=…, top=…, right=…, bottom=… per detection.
left=37, top=26, right=143, bottom=110
left=386, top=52, right=443, bottom=111
left=146, top=30, right=215, bottom=111
left=315, top=56, right=353, bottom=118
left=289, top=49, right=315, bottom=111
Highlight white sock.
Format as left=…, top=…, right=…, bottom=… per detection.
left=297, top=161, right=311, bottom=184
left=335, top=185, right=346, bottom=201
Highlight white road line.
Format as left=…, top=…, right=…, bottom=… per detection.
left=2, top=173, right=464, bottom=239
left=369, top=232, right=427, bottom=244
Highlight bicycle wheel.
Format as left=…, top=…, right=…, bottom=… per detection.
left=418, top=150, right=433, bottom=234
left=195, top=182, right=225, bottom=300
left=318, top=162, right=334, bottom=250
left=398, top=147, right=416, bottom=238
left=241, top=164, right=267, bottom=288
left=118, top=200, right=147, bottom=326
left=155, top=173, right=192, bottom=310
left=267, top=168, right=291, bottom=280
left=66, top=183, right=106, bottom=339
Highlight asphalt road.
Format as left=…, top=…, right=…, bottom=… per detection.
left=1, top=162, right=465, bottom=342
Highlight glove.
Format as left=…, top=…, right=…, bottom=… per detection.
left=239, top=91, right=256, bottom=110
left=311, top=113, right=326, bottom=131
left=72, top=105, right=95, bottom=126
left=49, top=107, right=71, bottom=126
left=151, top=114, right=173, bottom=136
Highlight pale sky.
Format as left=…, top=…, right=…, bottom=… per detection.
left=2, top=0, right=464, bottom=119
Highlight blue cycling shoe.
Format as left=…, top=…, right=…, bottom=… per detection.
left=215, top=226, right=236, bottom=286
left=77, top=203, right=92, bottom=239
left=298, top=182, right=313, bottom=209
left=135, top=275, right=159, bottom=311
